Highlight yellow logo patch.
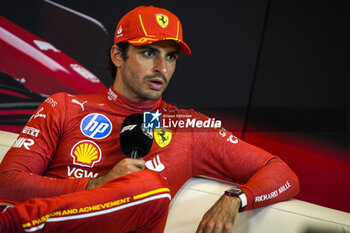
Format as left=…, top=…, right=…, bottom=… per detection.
left=156, top=14, right=169, bottom=28
left=154, top=128, right=172, bottom=148
left=70, top=140, right=102, bottom=167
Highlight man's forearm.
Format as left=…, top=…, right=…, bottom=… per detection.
left=239, top=159, right=300, bottom=210
left=0, top=170, right=89, bottom=201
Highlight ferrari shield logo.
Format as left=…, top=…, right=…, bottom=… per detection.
left=156, top=14, right=169, bottom=28
left=154, top=128, right=172, bottom=148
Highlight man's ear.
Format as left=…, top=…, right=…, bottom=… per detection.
left=110, top=45, right=123, bottom=68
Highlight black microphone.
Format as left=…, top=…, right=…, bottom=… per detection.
left=120, top=113, right=153, bottom=158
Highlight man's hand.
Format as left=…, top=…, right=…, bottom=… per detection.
left=196, top=194, right=240, bottom=233
left=86, top=158, right=145, bottom=189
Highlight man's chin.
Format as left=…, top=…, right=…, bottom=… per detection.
left=146, top=94, right=162, bottom=101
left=145, top=90, right=163, bottom=101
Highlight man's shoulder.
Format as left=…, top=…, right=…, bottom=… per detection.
left=69, top=91, right=105, bottom=101
left=160, top=102, right=192, bottom=114
left=160, top=103, right=210, bottom=123
left=160, top=103, right=204, bottom=117
left=44, top=91, right=106, bottom=112
left=48, top=92, right=104, bottom=102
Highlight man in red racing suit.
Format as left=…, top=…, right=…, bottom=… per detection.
left=0, top=5, right=299, bottom=233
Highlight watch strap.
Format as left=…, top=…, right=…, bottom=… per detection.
left=224, top=187, right=247, bottom=212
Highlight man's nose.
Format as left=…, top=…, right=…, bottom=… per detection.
left=154, top=57, right=167, bottom=75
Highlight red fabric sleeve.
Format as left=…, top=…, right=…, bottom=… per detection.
left=191, top=111, right=300, bottom=210
left=0, top=93, right=89, bottom=202
left=0, top=170, right=170, bottom=233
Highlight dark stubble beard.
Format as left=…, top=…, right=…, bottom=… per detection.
left=121, top=65, right=170, bottom=101
left=142, top=73, right=169, bottom=100
left=144, top=73, right=168, bottom=84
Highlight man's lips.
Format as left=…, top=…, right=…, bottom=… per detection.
left=146, top=74, right=167, bottom=91
left=148, top=78, right=165, bottom=90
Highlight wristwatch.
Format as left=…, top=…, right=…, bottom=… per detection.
left=224, top=187, right=247, bottom=212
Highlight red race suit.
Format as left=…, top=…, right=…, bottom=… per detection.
left=0, top=87, right=299, bottom=233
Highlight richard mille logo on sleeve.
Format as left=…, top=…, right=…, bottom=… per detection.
left=255, top=181, right=291, bottom=203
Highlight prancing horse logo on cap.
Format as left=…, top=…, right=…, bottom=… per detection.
left=156, top=14, right=169, bottom=28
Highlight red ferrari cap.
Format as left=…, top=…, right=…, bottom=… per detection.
left=114, top=6, right=191, bottom=55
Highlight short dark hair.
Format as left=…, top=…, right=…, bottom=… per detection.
left=107, top=42, right=130, bottom=80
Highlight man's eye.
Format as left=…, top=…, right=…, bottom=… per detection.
left=142, top=51, right=154, bottom=57
left=167, top=55, right=178, bottom=62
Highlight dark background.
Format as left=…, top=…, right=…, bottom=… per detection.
left=1, top=0, right=349, bottom=211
